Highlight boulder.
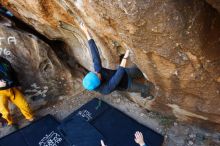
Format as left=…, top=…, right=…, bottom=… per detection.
left=0, top=15, right=83, bottom=99
left=1, top=0, right=220, bottom=130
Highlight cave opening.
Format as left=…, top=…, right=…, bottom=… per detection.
left=0, top=5, right=86, bottom=76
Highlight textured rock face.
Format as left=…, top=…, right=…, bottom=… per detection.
left=206, top=0, right=220, bottom=13
left=1, top=0, right=220, bottom=129
left=0, top=15, right=83, bottom=98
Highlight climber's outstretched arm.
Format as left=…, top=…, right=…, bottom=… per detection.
left=80, top=23, right=102, bottom=72
left=95, top=50, right=130, bottom=94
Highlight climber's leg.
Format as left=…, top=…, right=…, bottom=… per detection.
left=127, top=80, right=153, bottom=99
left=125, top=65, right=144, bottom=79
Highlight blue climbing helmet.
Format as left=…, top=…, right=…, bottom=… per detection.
left=82, top=72, right=101, bottom=90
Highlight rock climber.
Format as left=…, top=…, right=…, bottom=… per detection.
left=80, top=23, right=153, bottom=99
left=101, top=131, right=148, bottom=146
left=0, top=57, right=34, bottom=128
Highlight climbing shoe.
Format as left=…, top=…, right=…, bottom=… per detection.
left=141, top=92, right=154, bottom=100
left=146, top=95, right=154, bottom=100
left=141, top=83, right=154, bottom=100
left=141, top=91, right=148, bottom=98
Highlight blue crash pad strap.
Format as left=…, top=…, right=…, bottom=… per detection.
left=64, top=98, right=110, bottom=122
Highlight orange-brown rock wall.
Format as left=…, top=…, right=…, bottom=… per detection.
left=1, top=0, right=220, bottom=129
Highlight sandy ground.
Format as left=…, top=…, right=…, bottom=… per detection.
left=0, top=90, right=220, bottom=146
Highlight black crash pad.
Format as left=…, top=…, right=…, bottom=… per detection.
left=0, top=115, right=69, bottom=146
left=58, top=116, right=104, bottom=146
left=0, top=98, right=164, bottom=146
left=62, top=98, right=164, bottom=146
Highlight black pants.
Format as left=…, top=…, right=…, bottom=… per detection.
left=125, top=66, right=150, bottom=95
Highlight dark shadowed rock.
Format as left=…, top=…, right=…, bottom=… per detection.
left=206, top=0, right=220, bottom=13
left=0, top=15, right=83, bottom=99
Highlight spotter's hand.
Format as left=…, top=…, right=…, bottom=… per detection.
left=101, top=140, right=107, bottom=146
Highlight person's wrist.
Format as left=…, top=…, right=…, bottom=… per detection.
left=86, top=34, right=91, bottom=40
left=86, top=32, right=91, bottom=39
left=123, top=55, right=129, bottom=59
left=119, top=64, right=125, bottom=68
